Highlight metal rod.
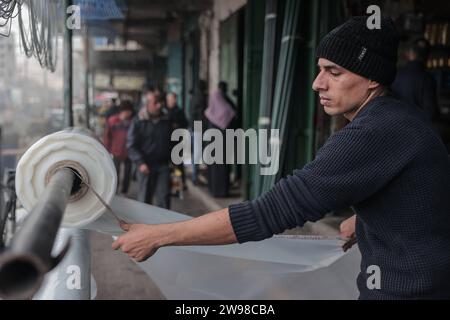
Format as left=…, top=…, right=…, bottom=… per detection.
left=0, top=168, right=75, bottom=300
left=64, top=0, right=74, bottom=128
left=84, top=25, right=91, bottom=129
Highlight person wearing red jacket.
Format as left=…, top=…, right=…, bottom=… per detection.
left=104, top=101, right=135, bottom=194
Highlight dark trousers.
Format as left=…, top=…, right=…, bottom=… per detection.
left=206, top=121, right=230, bottom=197
left=137, top=164, right=171, bottom=209
left=177, top=164, right=186, bottom=186
left=208, top=163, right=230, bottom=197
left=113, top=157, right=131, bottom=194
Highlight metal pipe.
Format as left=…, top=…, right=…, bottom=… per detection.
left=64, top=0, right=74, bottom=127
left=83, top=27, right=91, bottom=130
left=34, top=229, right=92, bottom=300
left=0, top=168, right=75, bottom=300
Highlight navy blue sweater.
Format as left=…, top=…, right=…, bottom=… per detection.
left=229, top=96, right=450, bottom=300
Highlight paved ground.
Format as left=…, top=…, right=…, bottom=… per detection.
left=90, top=231, right=165, bottom=300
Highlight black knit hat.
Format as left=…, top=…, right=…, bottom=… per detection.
left=316, top=16, right=399, bottom=85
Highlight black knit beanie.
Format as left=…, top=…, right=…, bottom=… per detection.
left=316, top=16, right=400, bottom=85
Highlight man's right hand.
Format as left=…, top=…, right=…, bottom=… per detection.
left=340, top=215, right=356, bottom=238
left=340, top=214, right=357, bottom=252
left=139, top=164, right=150, bottom=175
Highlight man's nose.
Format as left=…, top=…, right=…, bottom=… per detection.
left=312, top=71, right=327, bottom=92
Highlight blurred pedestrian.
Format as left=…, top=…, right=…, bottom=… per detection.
left=204, top=81, right=237, bottom=197
left=189, top=80, right=208, bottom=185
left=127, top=92, right=172, bottom=209
left=105, top=98, right=121, bottom=120
left=165, top=92, right=188, bottom=189
left=104, top=101, right=135, bottom=195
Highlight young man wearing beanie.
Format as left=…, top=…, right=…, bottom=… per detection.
left=112, top=17, right=450, bottom=300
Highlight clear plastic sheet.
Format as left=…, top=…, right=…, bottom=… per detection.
left=85, top=196, right=361, bottom=300
left=16, top=130, right=360, bottom=300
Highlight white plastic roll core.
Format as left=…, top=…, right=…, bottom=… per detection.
left=15, top=129, right=117, bottom=228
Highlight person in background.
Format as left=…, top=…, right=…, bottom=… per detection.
left=204, top=81, right=237, bottom=198
left=189, top=80, right=208, bottom=185
left=104, top=101, right=135, bottom=195
left=127, top=92, right=172, bottom=209
left=165, top=92, right=188, bottom=129
left=97, top=100, right=112, bottom=137
left=104, top=98, right=121, bottom=120
left=165, top=92, right=188, bottom=189
left=391, top=38, right=439, bottom=121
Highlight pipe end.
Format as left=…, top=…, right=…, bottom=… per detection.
left=0, top=253, right=46, bottom=300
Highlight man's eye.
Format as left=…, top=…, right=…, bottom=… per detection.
left=330, top=71, right=340, bottom=76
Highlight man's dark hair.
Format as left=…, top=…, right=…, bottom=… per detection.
left=167, top=92, right=177, bottom=99
left=119, top=100, right=135, bottom=114
left=409, top=38, right=430, bottom=62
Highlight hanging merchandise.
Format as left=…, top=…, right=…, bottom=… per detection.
left=11, top=129, right=360, bottom=300
left=0, top=0, right=22, bottom=36
left=18, top=0, right=63, bottom=71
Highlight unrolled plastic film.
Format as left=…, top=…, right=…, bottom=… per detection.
left=15, top=129, right=360, bottom=299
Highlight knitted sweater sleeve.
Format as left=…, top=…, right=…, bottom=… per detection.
left=229, top=123, right=410, bottom=243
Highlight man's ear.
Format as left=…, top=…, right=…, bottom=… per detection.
left=368, top=80, right=382, bottom=90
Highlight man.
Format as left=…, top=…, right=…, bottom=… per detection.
left=391, top=38, right=439, bottom=121
left=189, top=80, right=208, bottom=185
left=114, top=17, right=450, bottom=299
left=165, top=92, right=188, bottom=130
left=104, top=101, right=135, bottom=195
left=165, top=92, right=188, bottom=189
left=127, top=92, right=172, bottom=209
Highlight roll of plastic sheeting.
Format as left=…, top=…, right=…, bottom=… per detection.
left=15, top=129, right=117, bottom=228
left=15, top=129, right=360, bottom=300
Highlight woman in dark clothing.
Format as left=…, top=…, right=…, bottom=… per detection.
left=189, top=80, right=209, bottom=185
left=204, top=82, right=237, bottom=197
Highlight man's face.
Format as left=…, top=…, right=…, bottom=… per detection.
left=119, top=110, right=133, bottom=121
left=312, top=58, right=376, bottom=119
left=166, top=94, right=177, bottom=109
left=146, top=93, right=160, bottom=115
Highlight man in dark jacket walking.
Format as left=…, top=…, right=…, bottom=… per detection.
left=127, top=92, right=172, bottom=209
left=165, top=92, right=188, bottom=190
left=114, top=17, right=450, bottom=299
